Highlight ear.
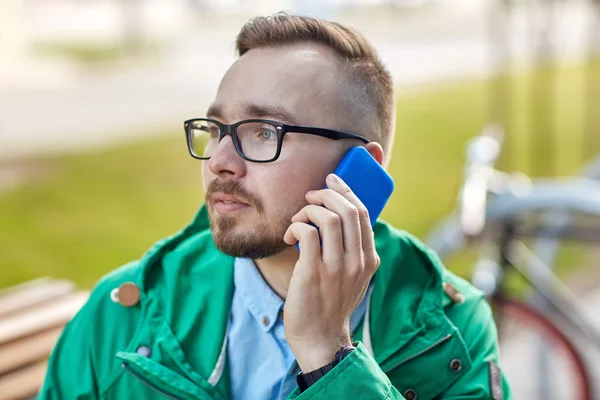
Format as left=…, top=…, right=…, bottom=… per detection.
left=364, top=142, right=384, bottom=166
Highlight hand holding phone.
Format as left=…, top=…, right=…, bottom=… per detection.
left=282, top=146, right=394, bottom=371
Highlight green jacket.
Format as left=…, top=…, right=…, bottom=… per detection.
left=40, top=205, right=511, bottom=399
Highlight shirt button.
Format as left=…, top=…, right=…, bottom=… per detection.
left=114, top=282, right=140, bottom=307
left=404, top=389, right=417, bottom=400
left=450, top=358, right=462, bottom=373
left=262, top=316, right=270, bottom=326
left=136, top=345, right=152, bottom=357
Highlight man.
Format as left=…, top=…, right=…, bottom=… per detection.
left=40, top=13, right=511, bottom=400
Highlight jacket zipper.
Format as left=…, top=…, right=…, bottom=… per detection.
left=383, top=334, right=452, bottom=374
left=122, top=362, right=182, bottom=400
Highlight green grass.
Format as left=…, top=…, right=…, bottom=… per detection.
left=1, top=62, right=598, bottom=289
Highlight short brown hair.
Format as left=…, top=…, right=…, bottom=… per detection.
left=236, top=12, right=395, bottom=164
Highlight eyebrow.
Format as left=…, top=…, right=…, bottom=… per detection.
left=206, top=104, right=224, bottom=120
left=206, top=102, right=299, bottom=125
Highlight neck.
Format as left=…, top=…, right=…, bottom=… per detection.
left=253, top=246, right=299, bottom=300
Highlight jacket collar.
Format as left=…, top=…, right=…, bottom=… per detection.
left=135, top=204, right=213, bottom=293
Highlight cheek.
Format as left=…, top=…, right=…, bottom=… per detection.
left=202, top=162, right=212, bottom=193
left=285, top=148, right=341, bottom=190
left=250, top=167, right=304, bottom=218
left=260, top=153, right=335, bottom=210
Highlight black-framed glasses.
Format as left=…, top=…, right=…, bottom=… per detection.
left=184, top=118, right=370, bottom=163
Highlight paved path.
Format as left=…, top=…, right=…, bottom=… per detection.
left=0, top=1, right=592, bottom=158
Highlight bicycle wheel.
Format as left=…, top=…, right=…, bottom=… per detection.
left=492, top=297, right=594, bottom=400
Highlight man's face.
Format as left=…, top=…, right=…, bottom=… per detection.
left=202, top=43, right=364, bottom=259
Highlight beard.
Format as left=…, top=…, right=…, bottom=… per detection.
left=206, top=179, right=295, bottom=259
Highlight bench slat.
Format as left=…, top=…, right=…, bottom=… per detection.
left=0, top=361, right=47, bottom=400
left=0, top=327, right=63, bottom=376
left=0, top=279, right=89, bottom=399
left=0, top=278, right=76, bottom=319
left=0, top=277, right=53, bottom=297
left=0, top=292, right=88, bottom=346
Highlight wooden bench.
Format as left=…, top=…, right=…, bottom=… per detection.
left=0, top=278, right=89, bottom=400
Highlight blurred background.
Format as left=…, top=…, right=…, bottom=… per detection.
left=1, top=0, right=600, bottom=397
left=2, top=0, right=599, bottom=287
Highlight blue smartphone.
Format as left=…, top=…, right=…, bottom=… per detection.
left=296, top=146, right=395, bottom=250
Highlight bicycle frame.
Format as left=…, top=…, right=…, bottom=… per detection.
left=532, top=154, right=600, bottom=270
left=492, top=223, right=600, bottom=348
left=425, top=130, right=600, bottom=399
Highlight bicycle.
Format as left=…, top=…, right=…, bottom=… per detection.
left=426, top=124, right=600, bottom=400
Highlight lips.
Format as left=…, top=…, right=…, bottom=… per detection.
left=211, top=193, right=248, bottom=205
left=210, top=193, right=251, bottom=214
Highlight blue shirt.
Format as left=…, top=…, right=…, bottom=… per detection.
left=227, top=257, right=370, bottom=400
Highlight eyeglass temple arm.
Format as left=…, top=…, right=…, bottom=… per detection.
left=285, top=125, right=369, bottom=143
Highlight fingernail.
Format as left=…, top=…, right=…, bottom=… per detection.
left=327, top=174, right=342, bottom=185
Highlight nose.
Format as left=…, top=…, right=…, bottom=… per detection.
left=205, top=135, right=247, bottom=179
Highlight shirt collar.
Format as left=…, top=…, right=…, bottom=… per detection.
left=234, top=257, right=284, bottom=333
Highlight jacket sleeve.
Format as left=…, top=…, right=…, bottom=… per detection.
left=286, top=342, right=406, bottom=400
left=286, top=301, right=511, bottom=400
left=38, top=261, right=142, bottom=400
left=37, top=295, right=100, bottom=400
left=437, top=298, right=512, bottom=399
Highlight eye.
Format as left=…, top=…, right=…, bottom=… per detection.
left=258, top=125, right=277, bottom=142
left=208, top=125, right=220, bottom=138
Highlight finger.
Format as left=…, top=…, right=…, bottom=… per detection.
left=324, top=174, right=377, bottom=262
left=284, top=221, right=322, bottom=267
left=291, top=205, right=344, bottom=265
left=305, top=186, right=362, bottom=260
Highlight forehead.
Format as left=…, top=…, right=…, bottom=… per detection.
left=212, top=43, right=346, bottom=126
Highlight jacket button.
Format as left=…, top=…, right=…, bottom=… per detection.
left=443, top=282, right=465, bottom=304
left=136, top=345, right=152, bottom=357
left=114, top=282, right=140, bottom=307
left=450, top=358, right=462, bottom=373
left=404, top=389, right=417, bottom=400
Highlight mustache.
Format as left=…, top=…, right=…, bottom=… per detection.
left=206, top=179, right=264, bottom=213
